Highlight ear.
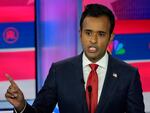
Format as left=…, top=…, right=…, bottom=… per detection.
left=109, top=32, right=115, bottom=43
left=107, top=33, right=115, bottom=54
left=79, top=29, right=82, bottom=38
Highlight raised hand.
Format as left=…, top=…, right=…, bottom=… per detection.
left=5, top=73, right=26, bottom=112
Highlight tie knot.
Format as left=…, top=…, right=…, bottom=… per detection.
left=89, top=64, right=98, bottom=71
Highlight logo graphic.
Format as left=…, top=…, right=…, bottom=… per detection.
left=3, top=27, right=19, bottom=44
left=113, top=40, right=125, bottom=55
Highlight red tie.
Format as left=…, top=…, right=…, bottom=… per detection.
left=86, top=64, right=98, bottom=113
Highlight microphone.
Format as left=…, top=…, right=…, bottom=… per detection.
left=88, top=85, right=92, bottom=93
left=87, top=85, right=92, bottom=113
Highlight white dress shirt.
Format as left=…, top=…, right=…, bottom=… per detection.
left=82, top=52, right=108, bottom=102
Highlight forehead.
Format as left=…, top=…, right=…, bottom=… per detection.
left=82, top=16, right=110, bottom=32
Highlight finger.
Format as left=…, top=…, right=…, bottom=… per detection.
left=9, top=85, right=19, bottom=91
left=7, top=86, right=18, bottom=94
left=5, top=92, right=18, bottom=99
left=5, top=73, right=17, bottom=86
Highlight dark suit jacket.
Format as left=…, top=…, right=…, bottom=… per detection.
left=22, top=53, right=145, bottom=113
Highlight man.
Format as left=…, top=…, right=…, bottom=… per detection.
left=5, top=4, right=145, bottom=113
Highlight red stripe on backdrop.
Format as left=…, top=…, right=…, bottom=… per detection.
left=129, top=61, right=150, bottom=92
left=0, top=6, right=35, bottom=23
left=0, top=0, right=34, bottom=6
left=0, top=51, right=35, bottom=81
left=114, top=20, right=150, bottom=34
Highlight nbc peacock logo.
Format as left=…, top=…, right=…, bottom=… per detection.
left=107, top=40, right=126, bottom=55
left=113, top=40, right=126, bottom=55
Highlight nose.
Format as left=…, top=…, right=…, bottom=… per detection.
left=90, top=33, right=97, bottom=43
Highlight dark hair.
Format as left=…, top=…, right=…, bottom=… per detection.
left=80, top=4, right=115, bottom=34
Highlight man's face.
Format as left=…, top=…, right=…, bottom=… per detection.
left=80, top=16, right=114, bottom=63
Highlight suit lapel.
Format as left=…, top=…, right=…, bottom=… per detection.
left=72, top=53, right=120, bottom=113
left=95, top=54, right=120, bottom=113
left=71, top=53, right=89, bottom=113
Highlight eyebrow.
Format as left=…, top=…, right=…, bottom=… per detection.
left=84, top=29, right=107, bottom=34
left=84, top=29, right=92, bottom=32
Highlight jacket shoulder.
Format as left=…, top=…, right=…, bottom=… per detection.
left=109, top=55, right=138, bottom=73
left=51, top=54, right=82, bottom=69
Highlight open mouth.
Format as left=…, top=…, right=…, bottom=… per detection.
left=88, top=46, right=97, bottom=53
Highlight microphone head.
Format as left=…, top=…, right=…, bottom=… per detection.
left=87, top=85, right=92, bottom=92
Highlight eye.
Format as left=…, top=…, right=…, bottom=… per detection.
left=85, top=31, right=92, bottom=36
left=98, top=32, right=106, bottom=37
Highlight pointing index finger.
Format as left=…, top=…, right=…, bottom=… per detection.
left=5, top=73, right=17, bottom=86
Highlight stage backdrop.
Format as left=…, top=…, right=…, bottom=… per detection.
left=0, top=0, right=36, bottom=110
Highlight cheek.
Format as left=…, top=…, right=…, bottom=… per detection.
left=97, top=40, right=109, bottom=49
left=81, top=37, right=89, bottom=47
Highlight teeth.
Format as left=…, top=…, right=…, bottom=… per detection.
left=89, top=47, right=96, bottom=52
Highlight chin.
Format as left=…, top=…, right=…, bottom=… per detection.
left=89, top=58, right=99, bottom=63
left=87, top=55, right=99, bottom=62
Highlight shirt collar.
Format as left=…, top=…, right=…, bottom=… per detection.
left=82, top=52, right=108, bottom=69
